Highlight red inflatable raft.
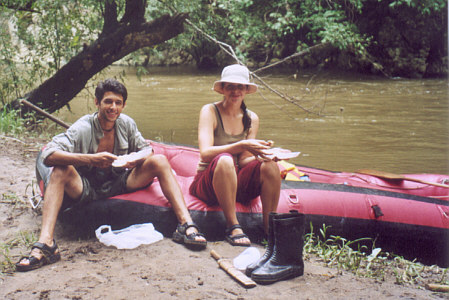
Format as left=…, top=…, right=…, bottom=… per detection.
left=36, top=141, right=449, bottom=267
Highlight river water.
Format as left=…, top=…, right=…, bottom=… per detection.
left=60, top=66, right=449, bottom=175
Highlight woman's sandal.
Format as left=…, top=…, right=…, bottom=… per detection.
left=172, top=222, right=207, bottom=250
left=15, top=240, right=61, bottom=272
left=225, top=224, right=251, bottom=247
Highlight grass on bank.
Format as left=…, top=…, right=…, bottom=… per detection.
left=0, top=192, right=38, bottom=276
left=1, top=217, right=448, bottom=289
left=0, top=109, right=25, bottom=136
left=0, top=108, right=59, bottom=276
left=0, top=230, right=36, bottom=276
left=303, top=223, right=449, bottom=287
left=0, top=107, right=64, bottom=139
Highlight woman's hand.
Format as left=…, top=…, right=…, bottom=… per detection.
left=241, top=139, right=273, bottom=159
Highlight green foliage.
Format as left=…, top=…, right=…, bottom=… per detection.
left=304, top=223, right=372, bottom=273
left=0, top=109, right=25, bottom=135
left=0, top=105, right=62, bottom=138
left=0, top=0, right=447, bottom=105
left=0, top=191, right=37, bottom=274
left=146, top=0, right=235, bottom=64
left=0, top=231, right=37, bottom=275
left=304, top=223, right=449, bottom=285
left=383, top=0, right=447, bottom=14
left=152, top=0, right=383, bottom=65
left=0, top=0, right=105, bottom=103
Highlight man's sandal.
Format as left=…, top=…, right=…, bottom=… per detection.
left=173, top=222, right=207, bottom=250
left=15, top=240, right=61, bottom=272
left=225, top=224, right=251, bottom=247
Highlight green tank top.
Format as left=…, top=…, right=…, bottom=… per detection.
left=213, top=104, right=248, bottom=146
left=197, top=104, right=250, bottom=171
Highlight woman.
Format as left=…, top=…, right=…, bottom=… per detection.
left=189, top=64, right=280, bottom=246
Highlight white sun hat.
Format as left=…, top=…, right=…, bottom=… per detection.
left=213, top=64, right=258, bottom=94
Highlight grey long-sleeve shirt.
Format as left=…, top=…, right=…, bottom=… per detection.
left=40, top=112, right=151, bottom=169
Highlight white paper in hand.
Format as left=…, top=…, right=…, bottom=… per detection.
left=264, top=147, right=300, bottom=160
left=112, top=148, right=152, bottom=167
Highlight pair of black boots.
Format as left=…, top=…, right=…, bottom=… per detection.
left=245, top=210, right=305, bottom=284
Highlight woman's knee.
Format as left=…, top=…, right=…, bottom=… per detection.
left=215, top=155, right=235, bottom=175
left=261, top=161, right=281, bottom=180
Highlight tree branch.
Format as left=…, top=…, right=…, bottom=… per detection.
left=184, top=18, right=325, bottom=115
left=121, top=0, right=146, bottom=25
left=101, top=0, right=119, bottom=36
left=252, top=43, right=331, bottom=74
left=19, top=13, right=188, bottom=113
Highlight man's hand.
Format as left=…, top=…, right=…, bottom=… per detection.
left=90, top=152, right=118, bottom=168
left=120, top=156, right=146, bottom=169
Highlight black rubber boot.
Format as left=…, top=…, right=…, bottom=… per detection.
left=251, top=212, right=305, bottom=284
left=245, top=211, right=300, bottom=277
left=245, top=212, right=275, bottom=276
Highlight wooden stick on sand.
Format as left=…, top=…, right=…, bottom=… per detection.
left=425, top=284, right=449, bottom=293
left=210, top=249, right=256, bottom=288
left=20, top=99, right=70, bottom=129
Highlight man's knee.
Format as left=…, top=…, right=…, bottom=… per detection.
left=49, top=165, right=77, bottom=183
left=145, top=154, right=171, bottom=171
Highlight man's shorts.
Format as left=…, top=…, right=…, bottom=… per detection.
left=189, top=153, right=262, bottom=206
left=62, top=167, right=132, bottom=210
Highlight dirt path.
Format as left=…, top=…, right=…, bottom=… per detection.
left=0, top=135, right=444, bottom=299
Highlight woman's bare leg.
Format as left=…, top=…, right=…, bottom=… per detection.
left=259, top=161, right=281, bottom=233
left=212, top=155, right=250, bottom=244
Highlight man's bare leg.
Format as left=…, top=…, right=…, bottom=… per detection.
left=127, top=154, right=206, bottom=243
left=17, top=165, right=83, bottom=267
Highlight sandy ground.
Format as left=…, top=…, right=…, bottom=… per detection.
left=0, top=135, right=447, bottom=299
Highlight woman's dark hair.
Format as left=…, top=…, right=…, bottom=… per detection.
left=221, top=82, right=252, bottom=131
left=241, top=101, right=251, bottom=131
left=95, top=78, right=128, bottom=103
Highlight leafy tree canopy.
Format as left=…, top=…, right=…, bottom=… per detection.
left=0, top=0, right=446, bottom=108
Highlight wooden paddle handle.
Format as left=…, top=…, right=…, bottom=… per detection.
left=403, top=177, right=449, bottom=189
left=210, top=249, right=221, bottom=260
left=425, top=283, right=449, bottom=292
left=356, top=169, right=449, bottom=189
left=210, top=250, right=256, bottom=288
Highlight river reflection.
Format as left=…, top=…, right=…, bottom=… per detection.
left=59, top=66, right=449, bottom=174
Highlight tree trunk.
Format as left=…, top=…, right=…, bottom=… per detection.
left=10, top=12, right=187, bottom=114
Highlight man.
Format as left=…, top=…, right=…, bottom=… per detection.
left=16, top=78, right=206, bottom=272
